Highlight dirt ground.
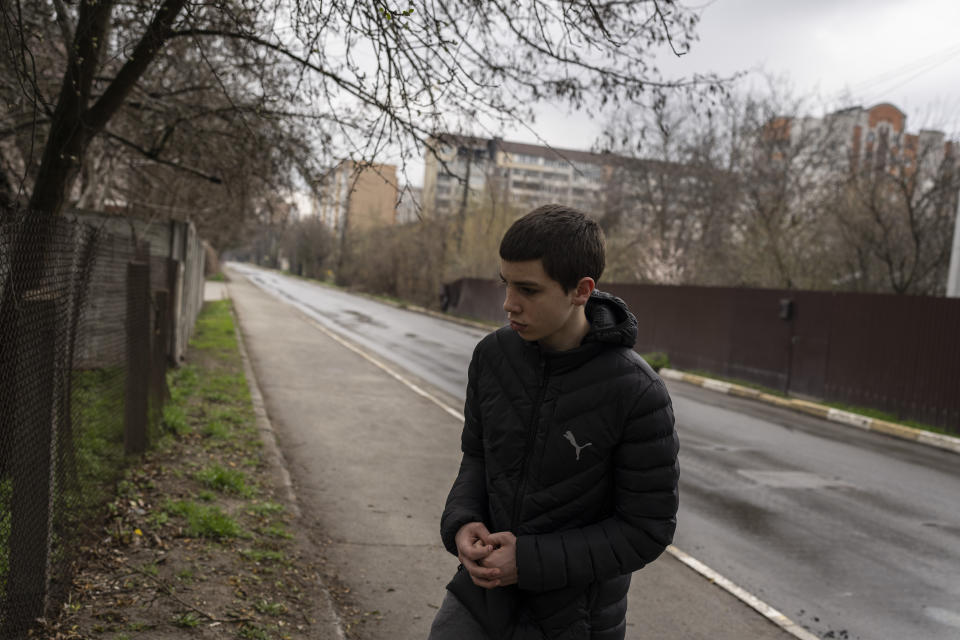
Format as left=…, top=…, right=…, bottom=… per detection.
left=38, top=300, right=361, bottom=640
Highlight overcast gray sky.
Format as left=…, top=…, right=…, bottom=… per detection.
left=387, top=1, right=960, bottom=188
left=519, top=0, right=960, bottom=151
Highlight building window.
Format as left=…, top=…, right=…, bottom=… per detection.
left=509, top=153, right=543, bottom=166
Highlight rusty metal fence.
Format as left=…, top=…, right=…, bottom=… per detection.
left=443, top=278, right=960, bottom=433
left=0, top=209, right=205, bottom=637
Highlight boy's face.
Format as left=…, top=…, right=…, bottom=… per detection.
left=499, top=259, right=592, bottom=350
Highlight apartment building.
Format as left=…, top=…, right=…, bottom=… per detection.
left=395, top=186, right=424, bottom=224
left=315, top=160, right=398, bottom=238
left=422, top=135, right=613, bottom=218
left=769, top=102, right=956, bottom=176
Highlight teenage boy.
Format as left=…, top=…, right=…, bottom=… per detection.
left=429, top=205, right=679, bottom=640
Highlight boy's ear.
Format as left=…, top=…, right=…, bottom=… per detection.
left=571, top=277, right=595, bottom=305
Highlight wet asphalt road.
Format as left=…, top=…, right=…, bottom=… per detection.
left=230, top=263, right=960, bottom=640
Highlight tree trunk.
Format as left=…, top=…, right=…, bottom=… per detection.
left=27, top=0, right=115, bottom=217
left=27, top=112, right=88, bottom=218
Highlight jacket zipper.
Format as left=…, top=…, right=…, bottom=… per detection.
left=511, top=358, right=549, bottom=531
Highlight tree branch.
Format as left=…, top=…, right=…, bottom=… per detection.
left=51, top=0, right=75, bottom=50
left=87, top=0, right=189, bottom=133
left=103, top=129, right=222, bottom=184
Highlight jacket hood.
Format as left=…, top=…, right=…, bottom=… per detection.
left=513, top=289, right=637, bottom=375
left=583, top=289, right=638, bottom=349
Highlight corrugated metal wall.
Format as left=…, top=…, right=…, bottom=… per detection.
left=69, top=212, right=205, bottom=368
left=445, top=278, right=960, bottom=433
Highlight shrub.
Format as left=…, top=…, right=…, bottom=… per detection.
left=641, top=352, right=670, bottom=372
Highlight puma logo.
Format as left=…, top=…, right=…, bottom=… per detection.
left=563, top=430, right=593, bottom=461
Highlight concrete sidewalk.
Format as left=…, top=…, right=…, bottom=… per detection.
left=225, top=272, right=797, bottom=640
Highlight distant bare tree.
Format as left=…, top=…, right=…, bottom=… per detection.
left=280, top=216, right=337, bottom=280
left=443, top=193, right=524, bottom=282
left=600, top=86, right=864, bottom=290
left=827, top=133, right=959, bottom=295
left=338, top=218, right=447, bottom=307
left=600, top=98, right=739, bottom=284
left=727, top=93, right=851, bottom=289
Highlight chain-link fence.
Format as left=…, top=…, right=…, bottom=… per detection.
left=0, top=209, right=205, bottom=637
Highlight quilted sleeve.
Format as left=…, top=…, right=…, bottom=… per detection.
left=439, top=346, right=489, bottom=555
left=516, top=376, right=679, bottom=592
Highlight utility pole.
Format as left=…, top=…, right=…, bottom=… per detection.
left=456, top=145, right=473, bottom=254
left=947, top=186, right=960, bottom=297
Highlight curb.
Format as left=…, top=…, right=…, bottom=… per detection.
left=225, top=287, right=347, bottom=640
left=660, top=368, right=960, bottom=456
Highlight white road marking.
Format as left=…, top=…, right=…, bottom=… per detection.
left=307, top=318, right=464, bottom=423
left=667, top=546, right=821, bottom=640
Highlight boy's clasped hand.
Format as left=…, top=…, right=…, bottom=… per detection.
left=454, top=522, right=519, bottom=589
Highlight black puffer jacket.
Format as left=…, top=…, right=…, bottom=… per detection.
left=440, top=291, right=679, bottom=639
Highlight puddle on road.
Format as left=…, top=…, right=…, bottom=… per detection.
left=921, top=521, right=960, bottom=537
left=925, top=607, right=960, bottom=630
left=687, top=442, right=753, bottom=453
left=345, top=309, right=388, bottom=328
left=737, top=469, right=853, bottom=489
left=302, top=302, right=336, bottom=320
left=399, top=331, right=446, bottom=350
left=681, top=435, right=753, bottom=453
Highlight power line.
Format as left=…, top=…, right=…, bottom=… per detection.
left=835, top=40, right=960, bottom=102
left=863, top=46, right=960, bottom=104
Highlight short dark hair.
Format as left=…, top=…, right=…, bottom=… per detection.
left=499, top=204, right=605, bottom=291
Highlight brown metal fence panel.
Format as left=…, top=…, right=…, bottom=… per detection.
left=606, top=284, right=795, bottom=392
left=787, top=291, right=831, bottom=399
left=821, top=293, right=960, bottom=428
left=445, top=278, right=960, bottom=434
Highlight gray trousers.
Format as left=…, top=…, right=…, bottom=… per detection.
left=428, top=591, right=550, bottom=640
left=428, top=592, right=490, bottom=639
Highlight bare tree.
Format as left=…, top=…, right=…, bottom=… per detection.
left=279, top=216, right=337, bottom=280
left=337, top=218, right=447, bottom=307
left=728, top=93, right=851, bottom=289
left=443, top=190, right=524, bottom=282
left=600, top=97, right=738, bottom=284
left=600, top=86, right=960, bottom=295
left=600, top=84, right=871, bottom=290
left=0, top=0, right=718, bottom=221
left=827, top=132, right=959, bottom=294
